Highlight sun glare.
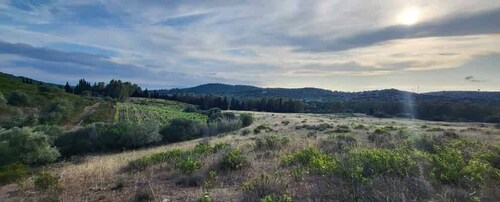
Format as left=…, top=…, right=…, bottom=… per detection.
left=397, top=7, right=420, bottom=25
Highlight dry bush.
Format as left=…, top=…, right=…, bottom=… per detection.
left=241, top=172, right=289, bottom=202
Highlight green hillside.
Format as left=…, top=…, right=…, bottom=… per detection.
left=0, top=72, right=95, bottom=127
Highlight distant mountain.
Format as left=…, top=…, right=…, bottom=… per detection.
left=169, top=83, right=260, bottom=94
left=161, top=83, right=500, bottom=105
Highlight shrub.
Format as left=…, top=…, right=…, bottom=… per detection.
left=134, top=188, right=153, bottom=202
left=176, top=156, right=201, bottom=175
left=254, top=125, right=271, bottom=134
left=241, top=129, right=251, bottom=136
left=333, top=125, right=350, bottom=133
left=0, top=92, right=7, bottom=106
left=240, top=113, right=254, bottom=127
left=220, top=148, right=248, bottom=171
left=183, top=105, right=197, bottom=113
left=34, top=172, right=59, bottom=190
left=0, top=163, right=29, bottom=185
left=200, top=192, right=212, bottom=202
left=206, top=119, right=242, bottom=136
left=0, top=127, right=60, bottom=166
left=354, top=124, right=368, bottom=130
left=40, top=99, right=73, bottom=124
left=431, top=145, right=499, bottom=188
left=33, top=125, right=64, bottom=143
left=260, top=194, right=293, bottom=202
left=222, top=112, right=237, bottom=120
left=297, top=123, right=333, bottom=131
left=7, top=90, right=30, bottom=106
left=319, top=134, right=357, bottom=154
left=126, top=149, right=183, bottom=171
left=255, top=135, right=290, bottom=150
left=339, top=148, right=417, bottom=183
left=161, top=118, right=202, bottom=143
left=255, top=136, right=290, bottom=151
left=281, top=120, right=290, bottom=126
left=281, top=147, right=337, bottom=174
left=368, top=129, right=394, bottom=148
left=126, top=142, right=228, bottom=171
left=242, top=172, right=289, bottom=202
left=56, top=122, right=161, bottom=156
left=203, top=170, right=218, bottom=189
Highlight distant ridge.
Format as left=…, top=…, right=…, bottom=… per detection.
left=169, top=83, right=260, bottom=94
left=160, top=83, right=500, bottom=104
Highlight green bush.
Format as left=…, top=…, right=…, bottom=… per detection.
left=255, top=135, right=290, bottom=151
left=33, top=125, right=64, bottom=143
left=339, top=148, right=416, bottom=183
left=0, top=127, right=60, bottom=166
left=160, top=118, right=202, bottom=143
left=240, top=113, right=254, bottom=127
left=220, top=148, right=248, bottom=171
left=175, top=156, right=201, bottom=175
left=254, top=125, right=271, bottom=134
left=7, top=90, right=30, bottom=106
left=126, top=142, right=228, bottom=171
left=200, top=192, right=212, bottom=202
left=260, top=194, right=293, bottom=202
left=333, top=125, right=350, bottom=133
left=281, top=147, right=337, bottom=174
left=431, top=145, right=499, bottom=188
left=0, top=163, right=29, bottom=185
left=56, top=122, right=161, bottom=157
left=40, top=99, right=73, bottom=124
left=34, top=172, right=59, bottom=190
left=241, top=128, right=251, bottom=136
left=127, top=149, right=183, bottom=171
left=354, top=124, right=368, bottom=130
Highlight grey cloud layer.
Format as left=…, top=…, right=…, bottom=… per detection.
left=1, top=0, right=500, bottom=90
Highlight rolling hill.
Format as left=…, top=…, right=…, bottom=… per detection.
left=161, top=83, right=500, bottom=104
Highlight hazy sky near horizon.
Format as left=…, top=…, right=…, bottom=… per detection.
left=0, top=0, right=499, bottom=92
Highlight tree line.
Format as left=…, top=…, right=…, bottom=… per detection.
left=305, top=100, right=500, bottom=123
left=64, top=79, right=143, bottom=101
left=146, top=92, right=305, bottom=113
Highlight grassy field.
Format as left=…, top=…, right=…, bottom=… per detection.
left=3, top=111, right=499, bottom=201
left=113, top=98, right=207, bottom=125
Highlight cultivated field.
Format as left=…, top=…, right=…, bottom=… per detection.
left=2, top=112, right=500, bottom=201
left=114, top=98, right=207, bottom=124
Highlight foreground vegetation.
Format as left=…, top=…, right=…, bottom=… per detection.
left=1, top=112, right=498, bottom=201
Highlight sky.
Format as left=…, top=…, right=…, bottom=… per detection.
left=0, top=0, right=499, bottom=92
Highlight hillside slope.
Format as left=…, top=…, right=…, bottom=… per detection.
left=0, top=72, right=95, bottom=127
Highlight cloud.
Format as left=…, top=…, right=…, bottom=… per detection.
left=0, top=0, right=500, bottom=91
left=291, top=8, right=500, bottom=52
left=465, top=76, right=485, bottom=83
left=0, top=41, right=245, bottom=88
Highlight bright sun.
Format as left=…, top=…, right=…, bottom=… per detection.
left=397, top=7, right=420, bottom=25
